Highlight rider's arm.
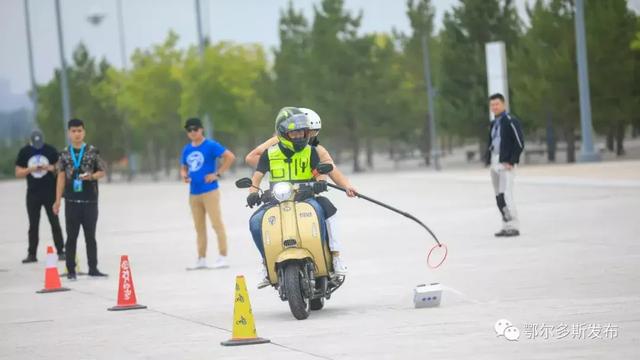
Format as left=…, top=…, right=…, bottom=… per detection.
left=245, top=136, right=278, bottom=168
left=315, top=144, right=335, bottom=164
left=250, top=151, right=270, bottom=192
left=316, top=145, right=357, bottom=197
left=250, top=171, right=265, bottom=193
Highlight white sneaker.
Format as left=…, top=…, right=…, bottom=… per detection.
left=257, top=265, right=270, bottom=289
left=332, top=256, right=348, bottom=275
left=196, top=257, right=207, bottom=269
left=211, top=255, right=229, bottom=269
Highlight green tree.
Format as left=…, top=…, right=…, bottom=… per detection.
left=438, top=0, right=521, bottom=157
left=178, top=42, right=270, bottom=148
left=511, top=0, right=580, bottom=162
left=271, top=2, right=311, bottom=108
left=402, top=0, right=439, bottom=166
left=307, top=0, right=371, bottom=172
left=586, top=0, right=637, bottom=155
left=110, top=32, right=183, bottom=177
left=36, top=44, right=125, bottom=170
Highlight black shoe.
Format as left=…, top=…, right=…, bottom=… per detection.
left=67, top=272, right=77, bottom=281
left=58, top=252, right=66, bottom=261
left=21, top=255, right=37, bottom=263
left=494, top=230, right=508, bottom=237
left=88, top=270, right=108, bottom=277
left=503, top=229, right=520, bottom=237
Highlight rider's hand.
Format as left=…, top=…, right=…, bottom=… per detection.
left=345, top=185, right=357, bottom=198
left=313, top=180, right=328, bottom=194
left=246, top=192, right=261, bottom=208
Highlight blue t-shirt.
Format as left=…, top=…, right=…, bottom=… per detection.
left=181, top=139, right=226, bottom=195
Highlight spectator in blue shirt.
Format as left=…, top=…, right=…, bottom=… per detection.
left=180, top=118, right=236, bottom=269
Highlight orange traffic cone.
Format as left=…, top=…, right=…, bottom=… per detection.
left=36, top=246, right=70, bottom=293
left=221, top=275, right=270, bottom=346
left=107, top=255, right=147, bottom=311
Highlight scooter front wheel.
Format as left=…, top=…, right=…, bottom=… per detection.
left=284, top=263, right=310, bottom=320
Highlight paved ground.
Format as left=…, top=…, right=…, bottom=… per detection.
left=1, top=161, right=639, bottom=359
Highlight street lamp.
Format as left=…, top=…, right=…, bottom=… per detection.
left=195, top=0, right=213, bottom=138
left=23, top=0, right=38, bottom=126
left=574, top=0, right=600, bottom=162
left=86, top=0, right=134, bottom=179
left=421, top=34, right=440, bottom=171
left=54, top=0, right=72, bottom=144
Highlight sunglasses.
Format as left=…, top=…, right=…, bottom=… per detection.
left=186, top=127, right=200, bottom=133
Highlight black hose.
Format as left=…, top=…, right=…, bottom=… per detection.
left=325, top=183, right=442, bottom=247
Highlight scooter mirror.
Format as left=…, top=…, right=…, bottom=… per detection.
left=316, top=163, right=334, bottom=175
left=235, top=178, right=253, bottom=189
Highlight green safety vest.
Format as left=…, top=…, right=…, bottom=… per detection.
left=267, top=144, right=313, bottom=183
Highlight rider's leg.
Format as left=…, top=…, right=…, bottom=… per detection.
left=313, top=196, right=347, bottom=275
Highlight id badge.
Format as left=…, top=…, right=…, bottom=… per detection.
left=73, top=178, right=83, bottom=192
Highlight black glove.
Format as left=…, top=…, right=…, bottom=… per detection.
left=313, top=180, right=328, bottom=194
left=294, top=188, right=314, bottom=202
left=246, top=192, right=261, bottom=208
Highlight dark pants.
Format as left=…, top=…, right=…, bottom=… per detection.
left=65, top=201, right=99, bottom=273
left=26, top=192, right=64, bottom=256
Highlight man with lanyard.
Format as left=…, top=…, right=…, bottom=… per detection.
left=486, top=93, right=525, bottom=237
left=15, top=130, right=65, bottom=263
left=53, top=119, right=108, bottom=279
left=245, top=107, right=353, bottom=283
left=180, top=118, right=236, bottom=270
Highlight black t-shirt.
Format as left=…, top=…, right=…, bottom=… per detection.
left=257, top=143, right=320, bottom=174
left=15, top=144, right=59, bottom=196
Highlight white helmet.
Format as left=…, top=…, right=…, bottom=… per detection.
left=299, top=107, right=321, bottom=130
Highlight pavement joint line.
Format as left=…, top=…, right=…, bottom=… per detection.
left=147, top=308, right=335, bottom=359
left=72, top=288, right=334, bottom=359
left=269, top=342, right=335, bottom=360
left=441, top=286, right=482, bottom=304
left=5, top=319, right=54, bottom=325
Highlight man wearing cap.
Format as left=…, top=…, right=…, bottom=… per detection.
left=180, top=118, right=236, bottom=269
left=15, top=130, right=65, bottom=263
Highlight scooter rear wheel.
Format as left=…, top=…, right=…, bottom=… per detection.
left=284, top=263, right=310, bottom=320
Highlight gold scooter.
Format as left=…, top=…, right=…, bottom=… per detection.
left=236, top=164, right=345, bottom=320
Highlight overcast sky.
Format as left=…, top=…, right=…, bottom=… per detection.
left=1, top=0, right=639, bottom=96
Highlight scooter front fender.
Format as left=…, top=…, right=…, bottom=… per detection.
left=275, top=248, right=314, bottom=265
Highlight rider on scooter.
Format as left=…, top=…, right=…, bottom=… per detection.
left=247, top=107, right=347, bottom=288
left=246, top=108, right=354, bottom=283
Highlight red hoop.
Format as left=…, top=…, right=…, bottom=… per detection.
left=427, top=243, right=448, bottom=269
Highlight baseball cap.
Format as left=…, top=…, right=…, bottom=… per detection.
left=184, top=118, right=203, bottom=129
left=30, top=130, right=44, bottom=149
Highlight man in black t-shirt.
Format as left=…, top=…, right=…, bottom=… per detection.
left=53, top=119, right=108, bottom=280
left=15, top=130, right=65, bottom=263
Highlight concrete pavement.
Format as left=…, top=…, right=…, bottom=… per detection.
left=1, top=161, right=639, bottom=359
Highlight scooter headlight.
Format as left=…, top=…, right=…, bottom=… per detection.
left=272, top=182, right=293, bottom=202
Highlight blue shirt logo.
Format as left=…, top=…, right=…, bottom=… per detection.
left=186, top=151, right=205, bottom=172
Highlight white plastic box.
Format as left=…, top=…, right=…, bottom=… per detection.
left=413, top=283, right=442, bottom=308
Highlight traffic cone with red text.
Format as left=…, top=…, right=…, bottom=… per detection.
left=107, top=255, right=147, bottom=311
